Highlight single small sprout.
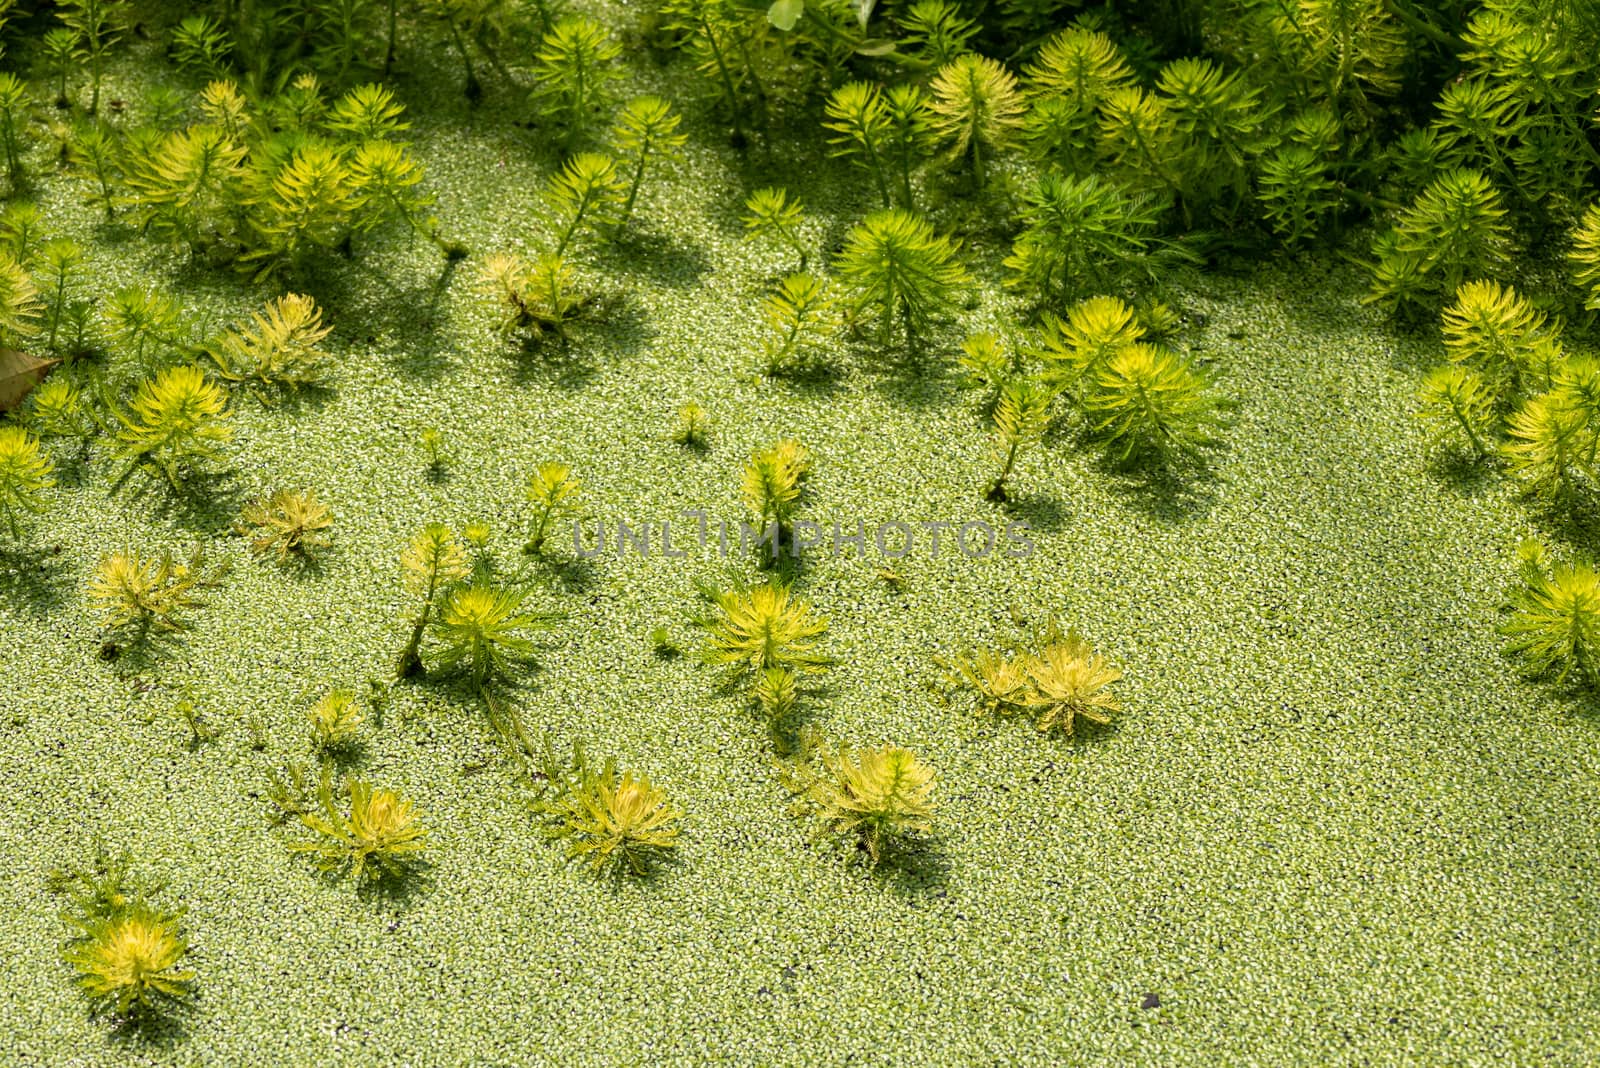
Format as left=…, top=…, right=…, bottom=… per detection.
left=87, top=546, right=225, bottom=639
left=366, top=678, right=390, bottom=721
left=419, top=426, right=446, bottom=473
left=987, top=376, right=1054, bottom=502
left=611, top=95, right=688, bottom=228
left=781, top=739, right=937, bottom=865
left=758, top=273, right=839, bottom=377
left=1418, top=364, right=1494, bottom=459
left=671, top=401, right=710, bottom=447
left=237, top=488, right=334, bottom=563
left=525, top=461, right=583, bottom=555
left=0, top=425, right=55, bottom=540
left=546, top=152, right=625, bottom=255
left=462, top=521, right=495, bottom=581
left=290, top=771, right=428, bottom=885
left=245, top=714, right=270, bottom=751
left=533, top=740, right=683, bottom=880
left=431, top=582, right=562, bottom=689
left=174, top=694, right=218, bottom=749
left=742, top=187, right=808, bottom=268
left=308, top=689, right=364, bottom=751
left=648, top=624, right=679, bottom=657
left=741, top=441, right=809, bottom=556
left=263, top=761, right=317, bottom=824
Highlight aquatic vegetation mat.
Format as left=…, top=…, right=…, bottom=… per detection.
left=0, top=0, right=1598, bottom=1064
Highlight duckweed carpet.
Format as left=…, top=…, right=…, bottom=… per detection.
left=1, top=4, right=1597, bottom=1066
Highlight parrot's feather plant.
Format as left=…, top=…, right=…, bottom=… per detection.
left=289, top=771, right=428, bottom=886
left=532, top=740, right=683, bottom=880
left=50, top=848, right=196, bottom=1025
left=780, top=737, right=937, bottom=865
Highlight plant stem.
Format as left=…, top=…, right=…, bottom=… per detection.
left=47, top=272, right=67, bottom=351
left=619, top=145, right=649, bottom=228
left=987, top=443, right=1017, bottom=501
left=445, top=17, right=481, bottom=102
left=697, top=15, right=746, bottom=148
left=1381, top=0, right=1466, bottom=52
left=1451, top=404, right=1488, bottom=459
left=384, top=0, right=398, bottom=72
left=397, top=569, right=440, bottom=679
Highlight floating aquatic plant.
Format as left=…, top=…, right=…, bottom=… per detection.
left=87, top=546, right=225, bottom=639
left=396, top=522, right=470, bottom=679
left=696, top=579, right=830, bottom=689
left=928, top=53, right=1023, bottom=191
left=51, top=848, right=195, bottom=1024
left=939, top=622, right=1124, bottom=737
left=1502, top=539, right=1600, bottom=688
left=112, top=364, right=233, bottom=491
left=533, top=740, right=683, bottom=880
left=611, top=95, right=687, bottom=228
left=835, top=208, right=968, bottom=350
left=780, top=738, right=937, bottom=865
left=430, top=582, right=561, bottom=688
left=308, top=688, right=364, bottom=752
left=210, top=293, right=335, bottom=391
left=742, top=187, right=809, bottom=269
left=237, top=488, right=334, bottom=563
left=0, top=425, right=54, bottom=539
left=671, top=401, right=710, bottom=447
left=290, top=771, right=428, bottom=885
left=525, top=461, right=583, bottom=555
left=986, top=376, right=1053, bottom=502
